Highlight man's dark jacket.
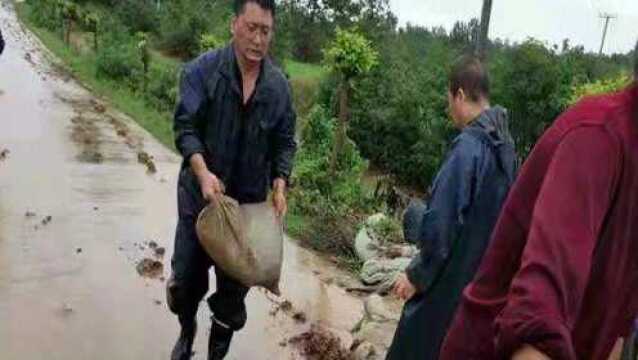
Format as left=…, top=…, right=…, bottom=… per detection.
left=174, top=45, right=296, bottom=203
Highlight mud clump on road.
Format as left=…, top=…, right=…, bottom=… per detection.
left=147, top=241, right=166, bottom=257
left=70, top=114, right=104, bottom=164
left=269, top=299, right=292, bottom=316
left=290, top=325, right=354, bottom=360
left=136, top=258, right=164, bottom=279
left=154, top=247, right=166, bottom=258
left=77, top=150, right=104, bottom=164
left=137, top=151, right=157, bottom=174
left=89, top=99, right=106, bottom=114
left=268, top=297, right=307, bottom=323
left=0, top=148, right=10, bottom=161
left=292, top=311, right=308, bottom=324
left=106, top=116, right=141, bottom=150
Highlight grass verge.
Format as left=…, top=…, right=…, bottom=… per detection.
left=15, top=2, right=176, bottom=150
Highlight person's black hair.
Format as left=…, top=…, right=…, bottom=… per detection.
left=234, top=0, right=276, bottom=18
left=449, top=55, right=490, bottom=102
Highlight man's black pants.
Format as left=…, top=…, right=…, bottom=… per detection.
left=167, top=169, right=250, bottom=330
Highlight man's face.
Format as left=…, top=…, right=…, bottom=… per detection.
left=231, top=2, right=274, bottom=65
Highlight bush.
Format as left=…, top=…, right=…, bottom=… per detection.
left=96, top=43, right=141, bottom=81
left=488, top=40, right=575, bottom=157
left=199, top=33, right=224, bottom=53
left=26, top=0, right=66, bottom=32
left=145, top=64, right=180, bottom=112
left=290, top=105, right=379, bottom=259
left=566, top=73, right=631, bottom=106
left=346, top=35, right=456, bottom=189
left=157, top=0, right=231, bottom=58
left=95, top=20, right=142, bottom=81
left=114, top=0, right=159, bottom=34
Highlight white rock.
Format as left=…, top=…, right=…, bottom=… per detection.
left=364, top=295, right=400, bottom=323
left=353, top=341, right=379, bottom=360
left=355, top=320, right=398, bottom=352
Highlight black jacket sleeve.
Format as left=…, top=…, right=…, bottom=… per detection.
left=270, top=84, right=297, bottom=183
left=173, top=62, right=207, bottom=162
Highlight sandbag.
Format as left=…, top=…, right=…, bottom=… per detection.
left=196, top=195, right=284, bottom=295
left=403, top=199, right=426, bottom=246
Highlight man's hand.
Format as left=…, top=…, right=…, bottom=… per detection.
left=272, top=178, right=287, bottom=218
left=190, top=153, right=224, bottom=202
left=393, top=273, right=417, bottom=301
left=511, top=345, right=551, bottom=360
left=198, top=170, right=225, bottom=202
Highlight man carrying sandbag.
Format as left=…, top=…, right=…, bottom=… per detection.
left=167, top=0, right=296, bottom=359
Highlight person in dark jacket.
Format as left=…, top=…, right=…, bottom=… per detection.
left=440, top=42, right=638, bottom=360
left=386, top=56, right=517, bottom=360
left=166, top=0, right=296, bottom=359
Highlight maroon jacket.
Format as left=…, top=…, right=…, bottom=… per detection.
left=440, top=84, right=638, bottom=360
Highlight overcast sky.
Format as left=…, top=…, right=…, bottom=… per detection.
left=389, top=0, right=638, bottom=55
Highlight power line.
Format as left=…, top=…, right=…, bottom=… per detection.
left=599, top=12, right=617, bottom=55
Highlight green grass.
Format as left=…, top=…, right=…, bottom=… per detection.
left=285, top=211, right=307, bottom=240
left=16, top=3, right=176, bottom=151
left=285, top=60, right=326, bottom=81
left=150, top=49, right=183, bottom=69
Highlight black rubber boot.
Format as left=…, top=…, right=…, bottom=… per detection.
left=208, top=317, right=234, bottom=360
left=171, top=319, right=197, bottom=360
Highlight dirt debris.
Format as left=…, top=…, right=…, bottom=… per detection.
left=148, top=241, right=158, bottom=249
left=41, top=216, right=52, bottom=225
left=77, top=151, right=104, bottom=164
left=154, top=247, right=166, bottom=258
left=136, top=258, right=164, bottom=279
left=0, top=148, right=10, bottom=161
left=70, top=114, right=104, bottom=164
left=62, top=303, right=73, bottom=313
left=90, top=99, right=106, bottom=113
left=23, top=52, right=35, bottom=66
left=290, top=325, right=354, bottom=360
left=270, top=299, right=293, bottom=316
left=268, top=297, right=308, bottom=324
left=292, top=311, right=308, bottom=324
left=137, top=151, right=157, bottom=174
left=25, top=211, right=36, bottom=218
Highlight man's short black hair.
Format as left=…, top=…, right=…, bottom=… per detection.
left=234, top=0, right=276, bottom=18
left=449, top=55, right=490, bottom=102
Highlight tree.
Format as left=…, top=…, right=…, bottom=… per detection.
left=323, top=27, right=378, bottom=175
left=81, top=12, right=100, bottom=51
left=450, top=18, right=480, bottom=49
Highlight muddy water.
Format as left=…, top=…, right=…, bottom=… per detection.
left=0, top=3, right=365, bottom=359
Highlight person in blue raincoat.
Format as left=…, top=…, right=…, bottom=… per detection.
left=386, top=56, right=518, bottom=360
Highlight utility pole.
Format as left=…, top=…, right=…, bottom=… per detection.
left=598, top=12, right=617, bottom=55
left=477, top=0, right=493, bottom=58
